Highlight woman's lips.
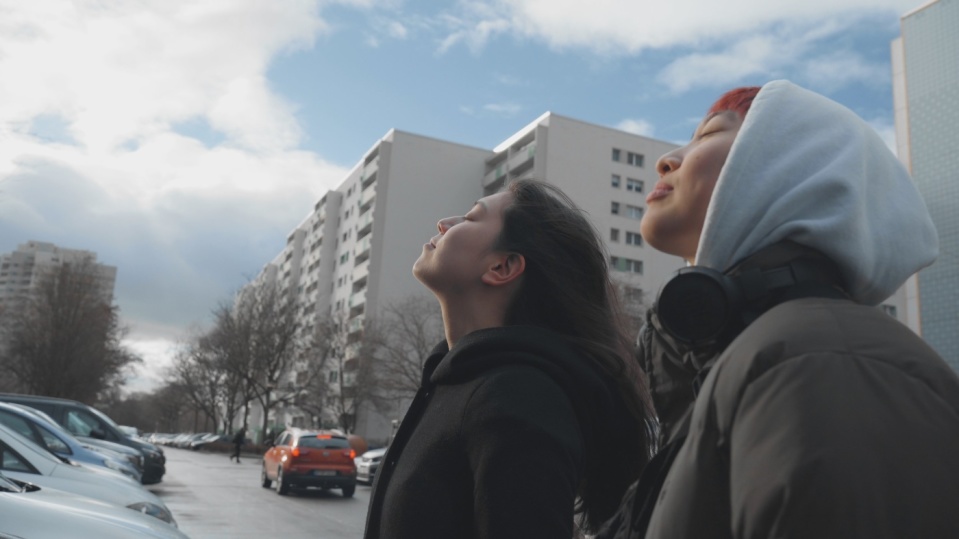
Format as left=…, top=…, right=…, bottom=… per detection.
left=646, top=182, right=673, bottom=203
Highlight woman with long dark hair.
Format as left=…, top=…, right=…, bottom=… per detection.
left=363, top=178, right=654, bottom=538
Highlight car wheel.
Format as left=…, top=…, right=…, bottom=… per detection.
left=342, top=483, right=356, bottom=498
left=260, top=466, right=272, bottom=488
left=275, top=466, right=289, bottom=495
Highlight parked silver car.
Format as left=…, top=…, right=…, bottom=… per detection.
left=0, top=422, right=176, bottom=525
left=0, top=402, right=142, bottom=482
left=0, top=472, right=187, bottom=538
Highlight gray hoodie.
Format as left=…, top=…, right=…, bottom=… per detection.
left=698, top=80, right=937, bottom=305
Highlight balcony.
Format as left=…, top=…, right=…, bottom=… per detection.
left=483, top=163, right=506, bottom=188
left=360, top=182, right=376, bottom=211
left=362, top=166, right=378, bottom=189
left=507, top=141, right=535, bottom=173
left=357, top=212, right=374, bottom=239
left=348, top=315, right=364, bottom=335
left=353, top=258, right=369, bottom=282
left=354, top=236, right=371, bottom=264
left=349, top=289, right=366, bottom=316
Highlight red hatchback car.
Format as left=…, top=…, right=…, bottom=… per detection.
left=261, top=429, right=357, bottom=497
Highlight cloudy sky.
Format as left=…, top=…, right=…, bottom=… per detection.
left=0, top=0, right=919, bottom=392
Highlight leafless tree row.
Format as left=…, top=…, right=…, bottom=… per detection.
left=161, top=281, right=444, bottom=440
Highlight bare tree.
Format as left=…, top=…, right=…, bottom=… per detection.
left=304, top=310, right=393, bottom=433
left=167, top=334, right=228, bottom=433
left=0, top=260, right=139, bottom=402
left=227, top=282, right=301, bottom=437
left=374, top=295, right=444, bottom=401
left=613, top=281, right=649, bottom=338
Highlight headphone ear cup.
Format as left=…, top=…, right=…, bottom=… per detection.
left=656, top=268, right=737, bottom=345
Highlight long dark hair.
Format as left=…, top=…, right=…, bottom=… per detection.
left=495, top=178, right=653, bottom=531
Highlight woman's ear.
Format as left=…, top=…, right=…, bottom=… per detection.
left=481, top=253, right=525, bottom=287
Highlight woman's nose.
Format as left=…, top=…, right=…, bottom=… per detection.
left=656, top=151, right=682, bottom=177
left=437, top=216, right=463, bottom=233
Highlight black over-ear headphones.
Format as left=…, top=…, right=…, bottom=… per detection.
left=654, top=257, right=846, bottom=347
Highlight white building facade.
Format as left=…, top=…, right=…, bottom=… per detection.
left=0, top=241, right=116, bottom=309
left=892, top=0, right=959, bottom=372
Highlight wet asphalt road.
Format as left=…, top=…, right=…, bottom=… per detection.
left=149, top=447, right=370, bottom=539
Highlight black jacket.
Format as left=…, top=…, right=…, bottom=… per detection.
left=364, top=326, right=635, bottom=539
left=599, top=244, right=959, bottom=538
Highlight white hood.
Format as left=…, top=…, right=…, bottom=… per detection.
left=695, top=80, right=938, bottom=306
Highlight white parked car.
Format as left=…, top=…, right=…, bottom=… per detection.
left=0, top=472, right=187, bottom=539
left=0, top=422, right=176, bottom=526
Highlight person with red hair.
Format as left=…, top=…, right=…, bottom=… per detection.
left=598, top=81, right=959, bottom=538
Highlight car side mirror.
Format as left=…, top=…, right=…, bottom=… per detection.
left=89, top=428, right=106, bottom=440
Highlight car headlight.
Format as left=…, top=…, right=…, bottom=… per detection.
left=127, top=502, right=177, bottom=526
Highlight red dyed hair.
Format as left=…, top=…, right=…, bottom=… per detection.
left=708, top=86, right=761, bottom=119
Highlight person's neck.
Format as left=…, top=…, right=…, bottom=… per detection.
left=439, top=296, right=508, bottom=349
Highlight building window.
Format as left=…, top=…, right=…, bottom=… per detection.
left=611, top=174, right=621, bottom=188
left=329, top=370, right=339, bottom=383
left=611, top=202, right=620, bottom=215
left=612, top=148, right=623, bottom=162
left=611, top=256, right=644, bottom=274
left=626, top=205, right=644, bottom=220
left=626, top=231, right=643, bottom=246
left=611, top=228, right=620, bottom=242
left=627, top=152, right=644, bottom=167
left=627, top=178, right=644, bottom=192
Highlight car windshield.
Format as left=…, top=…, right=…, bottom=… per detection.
left=298, top=436, right=350, bottom=449
left=0, top=423, right=61, bottom=465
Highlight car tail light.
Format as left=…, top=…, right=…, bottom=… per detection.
left=345, top=449, right=356, bottom=459
left=292, top=447, right=310, bottom=457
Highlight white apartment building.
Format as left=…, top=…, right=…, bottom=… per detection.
left=248, top=113, right=685, bottom=444
left=0, top=241, right=117, bottom=309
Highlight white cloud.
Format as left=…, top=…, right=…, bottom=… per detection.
left=0, top=0, right=356, bottom=392
left=616, top=118, right=655, bottom=137
left=656, top=34, right=788, bottom=93
left=123, top=338, right=186, bottom=395
left=801, top=51, right=891, bottom=91
left=483, top=102, right=523, bottom=117
left=438, top=0, right=915, bottom=54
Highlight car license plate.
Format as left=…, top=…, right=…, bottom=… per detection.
left=358, top=464, right=369, bottom=473
left=313, top=470, right=335, bottom=476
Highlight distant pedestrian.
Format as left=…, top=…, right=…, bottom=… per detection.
left=230, top=427, right=246, bottom=464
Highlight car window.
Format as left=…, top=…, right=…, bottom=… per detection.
left=0, top=411, right=37, bottom=444
left=37, top=425, right=71, bottom=454
left=276, top=433, right=292, bottom=446
left=64, top=409, right=100, bottom=437
left=87, top=406, right=121, bottom=429
left=0, top=441, right=39, bottom=474
left=298, top=436, right=350, bottom=449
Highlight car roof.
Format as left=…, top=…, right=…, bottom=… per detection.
left=0, top=393, right=82, bottom=406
